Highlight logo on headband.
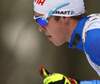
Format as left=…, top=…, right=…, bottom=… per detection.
left=35, top=0, right=46, bottom=6
left=53, top=10, right=75, bottom=15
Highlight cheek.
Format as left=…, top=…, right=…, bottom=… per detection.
left=52, top=28, right=68, bottom=46
left=46, top=17, right=68, bottom=45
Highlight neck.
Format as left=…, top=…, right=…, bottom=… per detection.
left=67, top=18, right=79, bottom=42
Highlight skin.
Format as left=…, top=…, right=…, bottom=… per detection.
left=35, top=12, right=79, bottom=46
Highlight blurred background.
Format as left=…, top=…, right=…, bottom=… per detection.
left=0, top=0, right=100, bottom=84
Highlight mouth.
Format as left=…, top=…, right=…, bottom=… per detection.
left=47, top=35, right=52, bottom=40
left=45, top=33, right=52, bottom=40
left=45, top=33, right=51, bottom=37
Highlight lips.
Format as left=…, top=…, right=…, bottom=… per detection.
left=46, top=35, right=52, bottom=40
left=45, top=33, right=51, bottom=37
left=45, top=33, right=52, bottom=40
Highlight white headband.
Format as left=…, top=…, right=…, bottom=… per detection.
left=34, top=0, right=85, bottom=17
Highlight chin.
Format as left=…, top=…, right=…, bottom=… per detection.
left=53, top=42, right=64, bottom=46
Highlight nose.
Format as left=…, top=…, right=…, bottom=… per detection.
left=39, top=25, right=46, bottom=32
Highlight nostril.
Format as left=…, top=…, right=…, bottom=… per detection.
left=39, top=26, right=46, bottom=32
left=42, top=30, right=44, bottom=32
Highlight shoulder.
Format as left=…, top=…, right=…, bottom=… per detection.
left=82, top=14, right=100, bottom=66
left=86, top=19, right=100, bottom=32
left=85, top=29, right=100, bottom=65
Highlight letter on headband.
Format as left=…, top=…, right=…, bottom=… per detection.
left=34, top=0, right=46, bottom=6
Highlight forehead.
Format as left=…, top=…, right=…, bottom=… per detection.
left=35, top=12, right=44, bottom=17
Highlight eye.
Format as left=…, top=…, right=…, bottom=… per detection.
left=47, top=18, right=50, bottom=21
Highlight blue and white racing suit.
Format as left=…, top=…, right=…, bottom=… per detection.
left=68, top=14, right=100, bottom=84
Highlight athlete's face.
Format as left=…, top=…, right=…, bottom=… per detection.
left=35, top=12, right=73, bottom=46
